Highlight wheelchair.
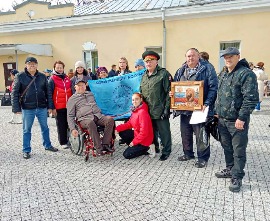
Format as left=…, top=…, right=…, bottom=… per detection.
left=69, top=120, right=115, bottom=162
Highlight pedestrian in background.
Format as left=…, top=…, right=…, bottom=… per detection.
left=108, top=64, right=117, bottom=77
left=116, top=57, right=132, bottom=76
left=134, top=58, right=145, bottom=71
left=11, top=57, right=58, bottom=159
left=215, top=47, right=259, bottom=192
left=253, top=62, right=268, bottom=111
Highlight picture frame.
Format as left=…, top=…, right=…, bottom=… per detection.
left=170, top=81, right=204, bottom=111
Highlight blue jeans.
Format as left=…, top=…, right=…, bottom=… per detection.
left=22, top=108, right=52, bottom=153
left=255, top=101, right=261, bottom=110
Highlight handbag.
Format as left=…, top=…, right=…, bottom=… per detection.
left=205, top=116, right=221, bottom=141
left=1, top=91, right=11, bottom=106
left=19, top=77, right=36, bottom=104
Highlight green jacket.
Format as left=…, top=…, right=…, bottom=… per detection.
left=215, top=59, right=259, bottom=122
left=140, top=65, right=171, bottom=119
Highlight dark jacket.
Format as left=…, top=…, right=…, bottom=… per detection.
left=140, top=65, right=171, bottom=119
left=115, top=69, right=132, bottom=76
left=108, top=69, right=117, bottom=78
left=215, top=59, right=259, bottom=121
left=11, top=68, right=53, bottom=113
left=115, top=102, right=153, bottom=147
left=173, top=59, right=218, bottom=117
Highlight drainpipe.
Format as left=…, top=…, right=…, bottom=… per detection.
left=161, top=7, right=166, bottom=68
left=15, top=50, right=18, bottom=70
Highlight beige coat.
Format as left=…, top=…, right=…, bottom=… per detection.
left=67, top=91, right=103, bottom=131
left=253, top=67, right=268, bottom=101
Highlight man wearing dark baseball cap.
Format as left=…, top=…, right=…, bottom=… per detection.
left=140, top=50, right=172, bottom=161
left=215, top=47, right=259, bottom=192
left=220, top=47, right=240, bottom=57
left=11, top=56, right=57, bottom=159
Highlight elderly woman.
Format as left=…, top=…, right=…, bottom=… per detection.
left=97, top=67, right=109, bottom=79
left=70, top=61, right=92, bottom=93
left=253, top=62, right=268, bottom=111
left=116, top=57, right=132, bottom=76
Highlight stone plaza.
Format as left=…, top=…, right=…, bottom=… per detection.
left=0, top=99, right=270, bottom=221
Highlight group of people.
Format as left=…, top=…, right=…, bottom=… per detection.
left=10, top=46, right=260, bottom=193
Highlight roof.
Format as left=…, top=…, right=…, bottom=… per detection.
left=74, top=0, right=233, bottom=15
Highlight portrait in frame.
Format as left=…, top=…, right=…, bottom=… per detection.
left=170, top=81, right=204, bottom=111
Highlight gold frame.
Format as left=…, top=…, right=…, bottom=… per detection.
left=170, top=81, right=204, bottom=111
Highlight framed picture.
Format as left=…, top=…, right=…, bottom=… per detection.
left=170, top=81, right=204, bottom=111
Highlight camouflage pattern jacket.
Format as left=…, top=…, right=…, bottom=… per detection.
left=215, top=59, right=259, bottom=122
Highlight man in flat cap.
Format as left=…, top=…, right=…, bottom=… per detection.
left=140, top=51, right=172, bottom=161
left=172, top=48, right=218, bottom=168
left=11, top=57, right=57, bottom=159
left=67, top=79, right=115, bottom=156
left=215, top=47, right=259, bottom=192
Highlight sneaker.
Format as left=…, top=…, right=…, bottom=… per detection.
left=102, top=144, right=114, bottom=153
left=229, top=178, right=242, bottom=192
left=215, top=168, right=232, bottom=178
left=177, top=155, right=195, bottom=161
left=23, top=152, right=31, bottom=159
left=61, top=144, right=70, bottom=149
left=195, top=160, right=207, bottom=168
left=45, top=146, right=59, bottom=152
left=254, top=109, right=260, bottom=112
left=8, top=120, right=15, bottom=124
left=148, top=144, right=156, bottom=158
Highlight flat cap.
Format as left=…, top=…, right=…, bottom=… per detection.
left=142, top=51, right=160, bottom=61
left=25, top=57, right=38, bottom=64
left=220, top=47, right=240, bottom=57
left=75, top=79, right=86, bottom=85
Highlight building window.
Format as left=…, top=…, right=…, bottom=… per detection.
left=145, top=47, right=162, bottom=66
left=219, top=41, right=240, bottom=72
left=83, top=50, right=98, bottom=74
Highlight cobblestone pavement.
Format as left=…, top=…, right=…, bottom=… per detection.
left=0, top=99, right=270, bottom=221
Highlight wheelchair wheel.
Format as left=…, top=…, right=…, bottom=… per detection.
left=69, top=133, right=85, bottom=156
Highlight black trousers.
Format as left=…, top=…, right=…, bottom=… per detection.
left=119, top=130, right=149, bottom=159
left=55, top=108, right=69, bottom=145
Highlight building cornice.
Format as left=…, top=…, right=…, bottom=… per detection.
left=0, top=0, right=269, bottom=36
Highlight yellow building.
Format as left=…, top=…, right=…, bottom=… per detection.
left=0, top=0, right=269, bottom=91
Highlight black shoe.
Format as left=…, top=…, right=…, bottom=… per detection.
left=159, top=154, right=169, bottom=161
left=215, top=168, right=232, bottom=178
left=102, top=144, right=114, bottom=153
left=45, top=146, right=59, bottom=152
left=23, top=152, right=31, bottom=159
left=177, top=155, right=195, bottom=161
left=229, top=178, right=242, bottom=192
left=195, top=160, right=207, bottom=168
left=119, top=139, right=125, bottom=146
left=155, top=146, right=160, bottom=153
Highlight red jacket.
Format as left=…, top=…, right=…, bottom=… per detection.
left=51, top=74, right=72, bottom=109
left=116, top=102, right=153, bottom=146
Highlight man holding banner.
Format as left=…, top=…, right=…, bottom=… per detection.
left=140, top=51, right=172, bottom=161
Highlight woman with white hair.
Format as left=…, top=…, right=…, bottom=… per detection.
left=253, top=62, right=268, bottom=111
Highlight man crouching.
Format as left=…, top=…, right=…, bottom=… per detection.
left=67, top=79, right=114, bottom=155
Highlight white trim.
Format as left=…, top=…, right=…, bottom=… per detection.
left=0, top=0, right=270, bottom=35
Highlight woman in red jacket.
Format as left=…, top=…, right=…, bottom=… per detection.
left=48, top=61, right=72, bottom=149
left=115, top=93, right=155, bottom=159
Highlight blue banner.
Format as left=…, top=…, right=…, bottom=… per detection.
left=88, top=69, right=145, bottom=120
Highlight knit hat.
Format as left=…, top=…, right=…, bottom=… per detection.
left=10, top=69, right=19, bottom=76
left=96, top=67, right=108, bottom=74
left=134, top=59, right=145, bottom=68
left=75, top=61, right=86, bottom=69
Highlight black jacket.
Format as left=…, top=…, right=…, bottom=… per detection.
left=11, top=68, right=53, bottom=113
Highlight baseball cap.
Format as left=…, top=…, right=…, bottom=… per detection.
left=220, top=47, right=240, bottom=57
left=75, top=79, right=86, bottom=85
left=25, top=57, right=38, bottom=64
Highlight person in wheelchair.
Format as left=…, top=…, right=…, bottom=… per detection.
left=67, top=79, right=114, bottom=156
left=115, top=92, right=155, bottom=159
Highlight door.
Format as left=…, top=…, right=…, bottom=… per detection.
left=3, top=62, right=16, bottom=88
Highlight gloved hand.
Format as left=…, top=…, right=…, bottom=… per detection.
left=160, top=108, right=170, bottom=120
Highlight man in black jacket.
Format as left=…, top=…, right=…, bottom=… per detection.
left=11, top=57, right=58, bottom=159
